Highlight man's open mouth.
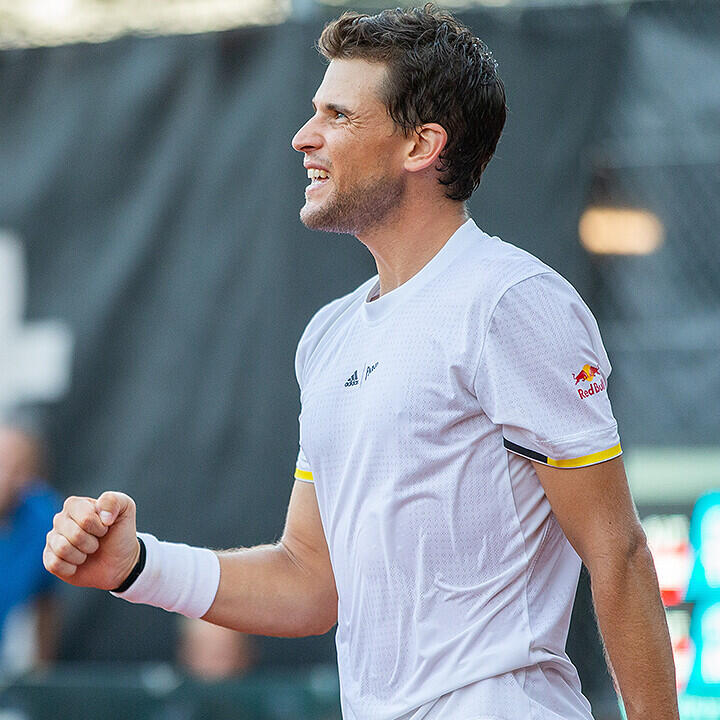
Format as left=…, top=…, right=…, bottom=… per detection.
left=307, top=168, right=331, bottom=185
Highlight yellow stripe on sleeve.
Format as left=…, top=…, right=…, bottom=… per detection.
left=294, top=467, right=314, bottom=482
left=547, top=443, right=623, bottom=469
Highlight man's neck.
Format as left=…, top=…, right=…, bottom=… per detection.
left=357, top=201, right=468, bottom=296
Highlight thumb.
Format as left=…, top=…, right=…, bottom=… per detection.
left=95, top=491, right=135, bottom=527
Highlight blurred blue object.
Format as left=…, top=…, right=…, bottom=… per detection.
left=685, top=492, right=720, bottom=696
left=687, top=492, right=720, bottom=602
left=0, top=482, right=61, bottom=642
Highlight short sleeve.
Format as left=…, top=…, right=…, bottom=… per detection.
left=294, top=445, right=314, bottom=483
left=294, top=329, right=314, bottom=484
left=473, top=272, right=621, bottom=468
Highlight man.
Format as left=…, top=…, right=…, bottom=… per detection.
left=1, top=420, right=60, bottom=671
left=44, top=6, right=678, bottom=720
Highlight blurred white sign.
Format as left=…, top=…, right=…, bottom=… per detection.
left=643, top=513, right=693, bottom=606
left=0, top=0, right=290, bottom=49
left=0, top=231, right=73, bottom=414
left=701, top=506, right=720, bottom=588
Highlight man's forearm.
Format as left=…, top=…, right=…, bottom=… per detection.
left=589, top=542, right=679, bottom=720
left=202, top=542, right=338, bottom=638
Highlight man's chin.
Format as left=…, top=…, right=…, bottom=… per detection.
left=299, top=175, right=404, bottom=234
left=300, top=204, right=343, bottom=233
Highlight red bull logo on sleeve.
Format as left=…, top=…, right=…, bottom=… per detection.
left=573, top=363, right=606, bottom=399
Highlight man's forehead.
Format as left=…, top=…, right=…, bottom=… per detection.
left=312, top=58, right=388, bottom=108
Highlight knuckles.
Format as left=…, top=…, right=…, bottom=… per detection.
left=43, top=548, right=67, bottom=575
left=57, top=497, right=107, bottom=536
left=77, top=512, right=98, bottom=533
left=50, top=533, right=73, bottom=559
left=67, top=525, right=86, bottom=546
left=56, top=535, right=77, bottom=556
left=62, top=496, right=78, bottom=511
left=50, top=533, right=66, bottom=552
left=46, top=520, right=101, bottom=560
left=86, top=535, right=101, bottom=553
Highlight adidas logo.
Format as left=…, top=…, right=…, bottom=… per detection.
left=344, top=370, right=359, bottom=387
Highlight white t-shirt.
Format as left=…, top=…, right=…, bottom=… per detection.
left=294, top=219, right=621, bottom=720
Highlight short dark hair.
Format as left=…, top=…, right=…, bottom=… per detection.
left=318, top=4, right=506, bottom=202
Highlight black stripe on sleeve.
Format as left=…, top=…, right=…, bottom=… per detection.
left=503, top=437, right=549, bottom=465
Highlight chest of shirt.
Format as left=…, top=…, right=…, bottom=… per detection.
left=299, top=310, right=483, bottom=476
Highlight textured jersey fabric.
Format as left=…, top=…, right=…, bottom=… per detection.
left=294, top=219, right=620, bottom=720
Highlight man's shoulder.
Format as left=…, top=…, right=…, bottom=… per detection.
left=453, top=224, right=561, bottom=307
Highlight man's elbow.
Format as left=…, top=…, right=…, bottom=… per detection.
left=305, top=585, right=338, bottom=636
left=286, top=597, right=337, bottom=637
left=585, top=524, right=654, bottom=580
left=303, top=615, right=338, bottom=637
left=276, top=541, right=338, bottom=637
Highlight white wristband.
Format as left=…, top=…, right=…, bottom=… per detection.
left=111, top=532, right=221, bottom=619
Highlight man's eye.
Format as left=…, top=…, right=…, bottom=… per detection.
left=334, top=111, right=346, bottom=120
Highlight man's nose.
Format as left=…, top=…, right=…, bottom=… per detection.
left=292, top=116, right=322, bottom=154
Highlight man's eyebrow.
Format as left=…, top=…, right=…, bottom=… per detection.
left=311, top=100, right=354, bottom=117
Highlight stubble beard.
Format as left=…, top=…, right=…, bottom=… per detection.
left=300, top=173, right=406, bottom=235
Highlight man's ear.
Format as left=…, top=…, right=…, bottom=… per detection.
left=403, top=123, right=448, bottom=174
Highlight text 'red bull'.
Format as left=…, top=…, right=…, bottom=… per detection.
left=573, top=364, right=606, bottom=399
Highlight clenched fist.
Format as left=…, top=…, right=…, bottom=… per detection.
left=44, top=491, right=140, bottom=591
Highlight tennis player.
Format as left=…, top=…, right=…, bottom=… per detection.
left=44, top=6, right=679, bottom=720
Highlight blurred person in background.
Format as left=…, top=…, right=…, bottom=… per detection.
left=0, top=412, right=60, bottom=673
left=43, top=5, right=679, bottom=720
left=177, top=617, right=256, bottom=682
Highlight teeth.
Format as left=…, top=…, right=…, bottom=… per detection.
left=307, top=168, right=330, bottom=180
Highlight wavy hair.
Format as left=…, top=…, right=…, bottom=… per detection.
left=318, top=4, right=507, bottom=201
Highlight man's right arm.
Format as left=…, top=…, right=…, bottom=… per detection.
left=204, top=480, right=337, bottom=636
left=43, top=481, right=338, bottom=638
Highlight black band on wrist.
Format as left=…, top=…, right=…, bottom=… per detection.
left=112, top=536, right=147, bottom=593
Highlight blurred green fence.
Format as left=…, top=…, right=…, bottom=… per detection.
left=0, top=664, right=341, bottom=720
